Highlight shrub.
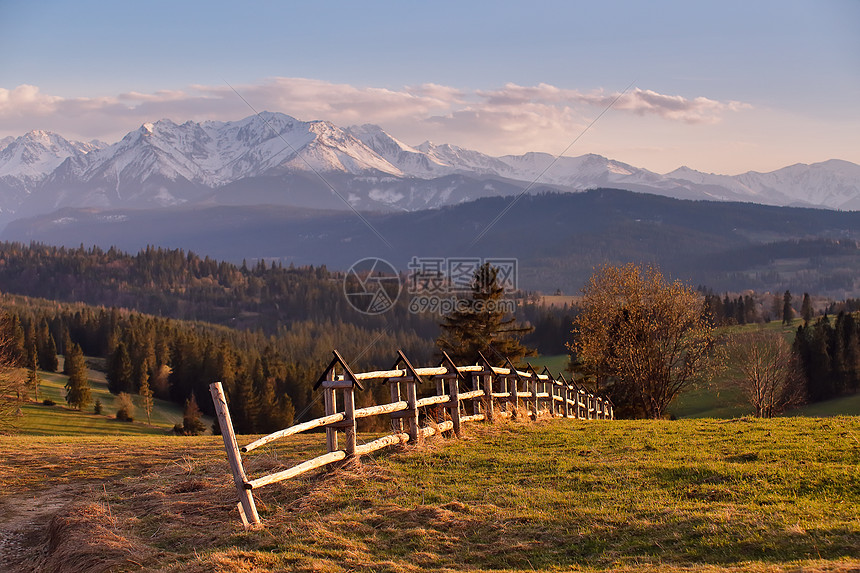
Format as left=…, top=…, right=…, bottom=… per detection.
left=114, top=392, right=136, bottom=422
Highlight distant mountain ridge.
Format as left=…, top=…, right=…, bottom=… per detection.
left=4, top=189, right=859, bottom=297
left=0, top=112, right=858, bottom=224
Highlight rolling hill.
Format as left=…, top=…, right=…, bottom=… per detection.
left=5, top=188, right=860, bottom=296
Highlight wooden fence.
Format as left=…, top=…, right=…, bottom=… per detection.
left=210, top=349, right=613, bottom=527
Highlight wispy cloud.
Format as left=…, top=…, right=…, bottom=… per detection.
left=0, top=79, right=750, bottom=151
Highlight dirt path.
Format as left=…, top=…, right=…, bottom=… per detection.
left=0, top=485, right=78, bottom=572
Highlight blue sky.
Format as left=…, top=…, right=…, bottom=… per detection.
left=1, top=0, right=857, bottom=174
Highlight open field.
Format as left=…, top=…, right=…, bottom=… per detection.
left=1, top=417, right=859, bottom=572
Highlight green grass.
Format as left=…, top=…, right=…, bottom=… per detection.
left=12, top=364, right=207, bottom=436
left=3, top=417, right=859, bottom=572
left=788, top=393, right=860, bottom=417
left=527, top=353, right=570, bottom=375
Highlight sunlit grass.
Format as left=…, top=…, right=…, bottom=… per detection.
left=5, top=417, right=858, bottom=572
left=12, top=365, right=205, bottom=435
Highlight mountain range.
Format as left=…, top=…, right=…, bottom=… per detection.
left=1, top=112, right=858, bottom=227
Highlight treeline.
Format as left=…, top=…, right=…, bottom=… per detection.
left=3, top=295, right=434, bottom=433
left=793, top=312, right=860, bottom=402
left=703, top=293, right=766, bottom=326
left=519, top=302, right=577, bottom=355
left=0, top=242, right=438, bottom=337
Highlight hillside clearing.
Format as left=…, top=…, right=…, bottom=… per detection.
left=10, top=366, right=210, bottom=436
left=1, top=417, right=859, bottom=572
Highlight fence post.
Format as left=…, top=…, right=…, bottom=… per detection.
left=530, top=374, right=538, bottom=420
left=389, top=378, right=403, bottom=433
left=577, top=389, right=584, bottom=419
left=435, top=375, right=446, bottom=423
left=448, top=374, right=461, bottom=437
left=343, top=384, right=357, bottom=460
left=561, top=378, right=570, bottom=418
left=471, top=374, right=482, bottom=416
left=483, top=373, right=494, bottom=423
left=323, top=367, right=338, bottom=453
left=405, top=376, right=419, bottom=443
left=510, top=375, right=519, bottom=419
left=209, top=382, right=261, bottom=528
left=544, top=378, right=552, bottom=417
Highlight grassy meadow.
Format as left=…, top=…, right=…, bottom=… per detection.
left=3, top=318, right=860, bottom=571
left=1, top=417, right=859, bottom=572
left=11, top=364, right=205, bottom=436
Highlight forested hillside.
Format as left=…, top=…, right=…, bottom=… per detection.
left=2, top=294, right=434, bottom=433
left=5, top=189, right=860, bottom=296
left=0, top=242, right=438, bottom=337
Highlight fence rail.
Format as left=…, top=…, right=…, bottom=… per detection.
left=211, top=349, right=613, bottom=528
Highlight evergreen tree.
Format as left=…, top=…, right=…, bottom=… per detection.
left=782, top=290, right=794, bottom=325
left=43, top=333, right=58, bottom=372
left=64, top=342, right=91, bottom=410
left=436, top=263, right=534, bottom=365
left=107, top=342, right=133, bottom=394
left=138, top=360, right=154, bottom=424
left=801, top=293, right=813, bottom=324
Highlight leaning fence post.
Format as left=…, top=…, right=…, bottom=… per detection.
left=209, top=382, right=261, bottom=528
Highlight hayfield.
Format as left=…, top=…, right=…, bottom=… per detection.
left=1, top=417, right=859, bottom=572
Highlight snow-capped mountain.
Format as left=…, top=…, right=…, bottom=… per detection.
left=0, top=112, right=858, bottom=223
left=666, top=160, right=860, bottom=210
left=0, top=131, right=103, bottom=214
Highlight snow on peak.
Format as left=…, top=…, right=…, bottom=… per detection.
left=2, top=113, right=859, bottom=215
left=0, top=130, right=98, bottom=180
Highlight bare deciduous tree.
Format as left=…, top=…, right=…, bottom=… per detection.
left=722, top=330, right=805, bottom=417
left=0, top=314, right=26, bottom=432
left=571, top=263, right=714, bottom=419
